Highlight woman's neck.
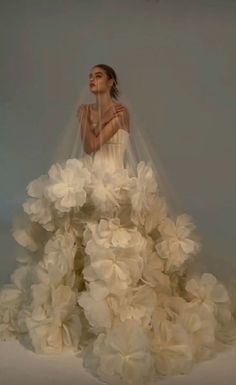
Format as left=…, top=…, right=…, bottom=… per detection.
left=94, top=94, right=114, bottom=112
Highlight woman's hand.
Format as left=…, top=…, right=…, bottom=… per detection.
left=91, top=104, right=126, bottom=137
left=101, top=103, right=126, bottom=127
left=76, top=103, right=127, bottom=137
left=76, top=104, right=87, bottom=122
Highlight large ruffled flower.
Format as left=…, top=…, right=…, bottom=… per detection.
left=90, top=319, right=154, bottom=385
left=185, top=273, right=230, bottom=314
left=23, top=175, right=54, bottom=230
left=78, top=281, right=112, bottom=330
left=144, top=195, right=168, bottom=234
left=129, top=162, right=164, bottom=229
left=132, top=195, right=168, bottom=235
left=130, top=162, right=158, bottom=210
left=108, top=285, right=157, bottom=328
left=26, top=284, right=81, bottom=354
left=83, top=239, right=144, bottom=292
left=0, top=262, right=35, bottom=339
left=45, top=159, right=91, bottom=212
left=142, top=240, right=170, bottom=290
left=90, top=167, right=131, bottom=215
left=0, top=284, right=23, bottom=339
left=155, top=214, right=201, bottom=272
left=12, top=212, right=47, bottom=252
left=151, top=336, right=193, bottom=376
left=151, top=295, right=187, bottom=334
left=39, top=230, right=77, bottom=287
left=176, top=302, right=216, bottom=360
left=151, top=305, right=194, bottom=376
left=83, top=218, right=145, bottom=250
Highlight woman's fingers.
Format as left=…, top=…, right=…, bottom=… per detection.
left=76, top=104, right=86, bottom=119
left=113, top=104, right=125, bottom=115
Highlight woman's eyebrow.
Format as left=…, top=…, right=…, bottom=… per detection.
left=89, top=71, right=103, bottom=77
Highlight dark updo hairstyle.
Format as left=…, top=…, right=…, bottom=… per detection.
left=93, top=63, right=119, bottom=100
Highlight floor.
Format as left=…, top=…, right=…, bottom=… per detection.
left=0, top=339, right=236, bottom=385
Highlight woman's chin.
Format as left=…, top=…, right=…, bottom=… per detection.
left=90, top=88, right=97, bottom=95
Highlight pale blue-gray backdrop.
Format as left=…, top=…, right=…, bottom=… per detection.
left=0, top=0, right=235, bottom=283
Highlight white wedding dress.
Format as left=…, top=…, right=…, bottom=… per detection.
left=0, top=127, right=236, bottom=385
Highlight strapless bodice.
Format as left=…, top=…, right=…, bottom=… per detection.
left=92, top=129, right=130, bottom=172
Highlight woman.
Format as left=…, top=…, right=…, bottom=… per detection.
left=0, top=64, right=236, bottom=385
left=77, top=64, right=130, bottom=154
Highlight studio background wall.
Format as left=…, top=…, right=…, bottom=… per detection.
left=0, top=0, right=235, bottom=282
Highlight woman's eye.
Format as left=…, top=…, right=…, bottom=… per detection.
left=89, top=74, right=102, bottom=80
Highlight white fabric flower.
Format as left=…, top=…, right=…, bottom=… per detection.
left=51, top=285, right=76, bottom=324
left=0, top=284, right=23, bottom=339
left=78, top=281, right=112, bottom=330
left=13, top=228, right=39, bottom=252
left=80, top=153, right=94, bottom=172
left=152, top=296, right=217, bottom=363
left=155, top=214, right=201, bottom=272
left=45, top=159, right=91, bottom=212
left=128, top=162, right=169, bottom=233
left=131, top=162, right=158, bottom=208
left=83, top=218, right=142, bottom=250
left=151, top=295, right=186, bottom=336
left=83, top=240, right=144, bottom=292
left=91, top=319, right=154, bottom=385
left=12, top=212, right=47, bottom=252
left=31, top=282, right=51, bottom=309
left=152, top=294, right=216, bottom=358
left=90, top=167, right=130, bottom=215
left=15, top=251, right=34, bottom=265
left=0, top=262, right=35, bottom=339
left=144, top=196, right=168, bottom=234
left=176, top=302, right=216, bottom=360
left=23, top=175, right=54, bottom=230
left=132, top=195, right=168, bottom=235
left=40, top=231, right=77, bottom=286
left=83, top=242, right=131, bottom=292
left=10, top=265, right=33, bottom=291
left=26, top=284, right=81, bottom=354
left=151, top=305, right=194, bottom=375
left=142, top=248, right=170, bottom=289
left=185, top=273, right=230, bottom=314
left=26, top=308, right=81, bottom=354
left=108, top=285, right=157, bottom=328
left=33, top=261, right=75, bottom=304
left=152, top=337, right=193, bottom=376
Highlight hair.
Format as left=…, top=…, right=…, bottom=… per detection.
left=92, top=63, right=119, bottom=100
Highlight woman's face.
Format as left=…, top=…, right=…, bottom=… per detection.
left=88, top=67, right=113, bottom=96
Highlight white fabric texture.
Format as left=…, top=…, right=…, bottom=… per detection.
left=92, top=129, right=130, bottom=172
left=1, top=119, right=236, bottom=385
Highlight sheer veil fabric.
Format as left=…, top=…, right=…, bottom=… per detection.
left=52, top=84, right=184, bottom=220
left=0, top=80, right=236, bottom=385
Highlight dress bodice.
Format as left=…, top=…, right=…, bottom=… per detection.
left=92, top=129, right=130, bottom=172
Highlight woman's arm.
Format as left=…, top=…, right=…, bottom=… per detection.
left=77, top=104, right=97, bottom=153
left=77, top=104, right=129, bottom=154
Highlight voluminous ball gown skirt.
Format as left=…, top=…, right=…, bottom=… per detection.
left=1, top=129, right=236, bottom=385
